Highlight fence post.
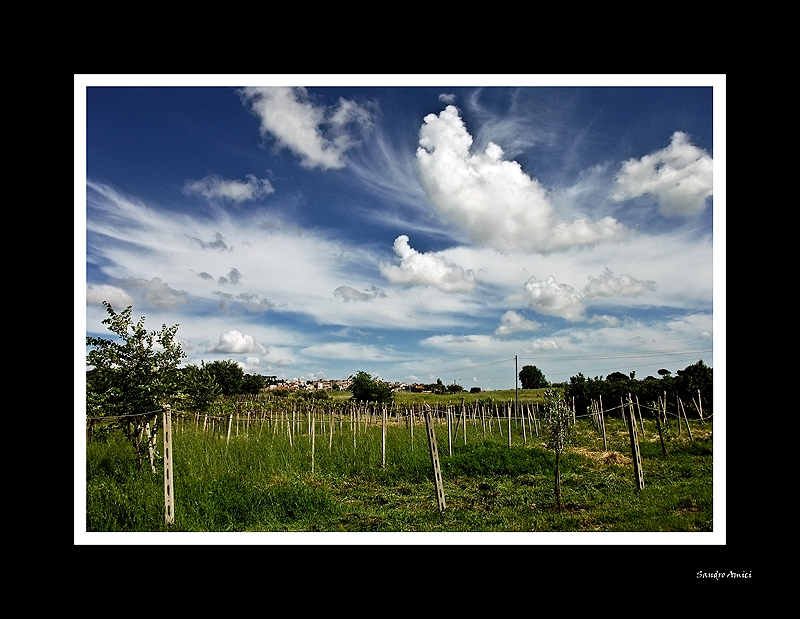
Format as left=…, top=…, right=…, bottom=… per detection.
left=507, top=402, right=512, bottom=448
left=626, top=396, right=645, bottom=491
left=424, top=406, right=446, bottom=512
left=696, top=389, right=705, bottom=424
left=447, top=406, right=452, bottom=456
left=680, top=398, right=693, bottom=441
left=382, top=406, right=387, bottom=469
left=162, top=405, right=175, bottom=526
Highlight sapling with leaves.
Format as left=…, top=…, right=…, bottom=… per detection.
left=542, top=389, right=574, bottom=510
left=86, top=302, right=185, bottom=471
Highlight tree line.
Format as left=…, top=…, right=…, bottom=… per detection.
left=86, top=302, right=712, bottom=469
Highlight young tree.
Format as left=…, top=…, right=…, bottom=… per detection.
left=86, top=302, right=185, bottom=471
left=542, top=388, right=574, bottom=510
left=519, top=365, right=548, bottom=389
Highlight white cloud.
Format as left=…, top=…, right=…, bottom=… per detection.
left=207, top=329, right=268, bottom=355
left=522, top=339, right=560, bottom=352
left=86, top=284, right=133, bottom=309
left=239, top=87, right=371, bottom=170
left=583, top=267, right=656, bottom=298
left=380, top=235, right=476, bottom=293
left=415, top=105, right=627, bottom=253
left=126, top=277, right=189, bottom=310
left=183, top=173, right=274, bottom=204
left=588, top=315, right=621, bottom=327
left=523, top=275, right=585, bottom=321
left=612, top=131, right=713, bottom=217
left=494, top=310, right=541, bottom=337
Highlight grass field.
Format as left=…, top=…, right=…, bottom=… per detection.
left=84, top=395, right=713, bottom=534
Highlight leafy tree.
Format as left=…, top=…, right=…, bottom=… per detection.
left=446, top=383, right=465, bottom=393
left=349, top=371, right=393, bottom=404
left=86, top=302, right=185, bottom=471
left=241, top=373, right=266, bottom=395
left=205, top=359, right=245, bottom=396
left=542, top=388, right=574, bottom=510
left=519, top=365, right=548, bottom=389
left=179, top=361, right=221, bottom=414
left=675, top=359, right=713, bottom=411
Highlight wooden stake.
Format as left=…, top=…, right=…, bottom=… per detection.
left=311, top=410, right=316, bottom=473
left=507, top=402, right=512, bottom=448
left=635, top=395, right=646, bottom=437
left=162, top=405, right=174, bottom=525
left=679, top=398, right=693, bottom=441
left=656, top=397, right=667, bottom=455
left=424, top=407, right=446, bottom=512
left=696, top=389, right=705, bottom=424
left=626, top=396, right=645, bottom=490
left=447, top=407, right=453, bottom=456
left=382, top=407, right=387, bottom=469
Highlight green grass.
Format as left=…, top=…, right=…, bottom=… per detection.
left=84, top=409, right=713, bottom=533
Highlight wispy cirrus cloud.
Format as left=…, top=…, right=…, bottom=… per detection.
left=334, top=285, right=386, bottom=302
left=239, top=87, right=373, bottom=170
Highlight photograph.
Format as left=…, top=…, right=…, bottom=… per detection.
left=77, top=75, right=723, bottom=547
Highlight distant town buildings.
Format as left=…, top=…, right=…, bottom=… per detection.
left=263, top=376, right=416, bottom=393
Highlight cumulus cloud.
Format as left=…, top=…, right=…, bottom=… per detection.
left=522, top=339, right=560, bottom=352
left=239, top=87, right=372, bottom=170
left=521, top=267, right=657, bottom=321
left=612, top=131, right=713, bottom=217
left=183, top=173, right=274, bottom=204
left=416, top=105, right=626, bottom=253
left=86, top=284, right=134, bottom=308
left=523, top=275, right=585, bottom=321
left=207, top=329, right=268, bottom=355
left=583, top=267, right=656, bottom=298
left=379, top=235, right=475, bottom=293
left=334, top=285, right=386, bottom=302
left=494, top=310, right=541, bottom=337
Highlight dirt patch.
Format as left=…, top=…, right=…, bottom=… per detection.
left=572, top=446, right=631, bottom=466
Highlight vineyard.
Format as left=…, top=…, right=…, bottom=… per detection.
left=84, top=389, right=714, bottom=534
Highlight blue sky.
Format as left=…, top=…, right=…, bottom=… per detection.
left=77, top=76, right=723, bottom=390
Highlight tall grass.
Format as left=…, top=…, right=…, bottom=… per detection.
left=85, top=405, right=713, bottom=533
